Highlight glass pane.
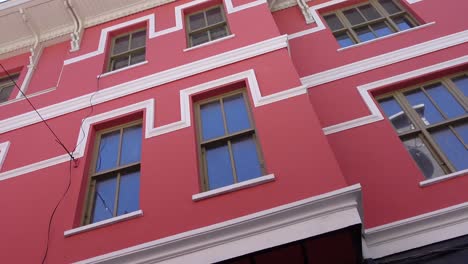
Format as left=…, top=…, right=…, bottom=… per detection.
left=112, top=56, right=129, bottom=71
left=344, top=8, right=365, bottom=25
left=131, top=30, right=146, bottom=49
left=96, top=130, right=120, bottom=172
left=130, top=49, right=146, bottom=65
left=425, top=83, right=466, bottom=119
left=455, top=123, right=468, bottom=145
left=117, top=171, right=140, bottom=216
left=223, top=93, right=251, bottom=134
left=205, top=144, right=234, bottom=189
left=335, top=32, right=355, bottom=47
left=453, top=75, right=468, bottom=97
left=0, top=85, right=14, bottom=103
left=200, top=100, right=225, bottom=140
left=113, top=35, right=130, bottom=55
left=189, top=12, right=206, bottom=31
left=324, top=14, right=344, bottom=31
left=210, top=26, right=228, bottom=40
left=432, top=128, right=468, bottom=171
left=379, top=97, right=414, bottom=133
left=379, top=0, right=401, bottom=14
left=190, top=31, right=209, bottom=46
left=404, top=89, right=445, bottom=125
left=92, top=176, right=117, bottom=223
left=356, top=26, right=376, bottom=42
left=120, top=125, right=142, bottom=165
left=206, top=7, right=223, bottom=25
left=359, top=4, right=381, bottom=20
left=232, top=136, right=262, bottom=182
left=403, top=137, right=445, bottom=179
left=393, top=17, right=412, bottom=31
left=372, top=22, right=393, bottom=37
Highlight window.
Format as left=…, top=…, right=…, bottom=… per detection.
left=0, top=74, right=18, bottom=103
left=378, top=73, right=468, bottom=179
left=108, top=29, right=146, bottom=72
left=195, top=90, right=264, bottom=191
left=323, top=0, right=418, bottom=48
left=186, top=5, right=229, bottom=47
left=83, top=121, right=142, bottom=225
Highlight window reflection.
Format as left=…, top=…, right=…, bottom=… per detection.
left=403, top=137, right=445, bottom=179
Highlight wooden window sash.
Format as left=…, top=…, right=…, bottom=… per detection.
left=107, top=29, right=146, bottom=72
left=186, top=5, right=229, bottom=47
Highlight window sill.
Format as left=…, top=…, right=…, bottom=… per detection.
left=98, top=61, right=148, bottom=79
left=337, top=22, right=436, bottom=52
left=192, top=174, right=275, bottom=201
left=0, top=87, right=56, bottom=107
left=183, top=34, right=236, bottom=52
left=64, top=210, right=143, bottom=237
left=420, top=169, right=468, bottom=187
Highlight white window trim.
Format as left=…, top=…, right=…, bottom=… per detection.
left=0, top=86, right=56, bottom=107
left=98, top=61, right=148, bottom=79
left=64, top=210, right=143, bottom=237
left=183, top=34, right=236, bottom=52
left=192, top=174, right=275, bottom=201
left=420, top=169, right=468, bottom=187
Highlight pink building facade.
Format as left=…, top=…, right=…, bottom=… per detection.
left=0, top=0, right=466, bottom=263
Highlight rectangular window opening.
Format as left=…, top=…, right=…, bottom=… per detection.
left=107, top=28, right=147, bottom=72
left=186, top=5, right=230, bottom=48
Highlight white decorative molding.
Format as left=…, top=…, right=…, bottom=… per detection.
left=0, top=69, right=305, bottom=181
left=364, top=200, right=468, bottom=259
left=0, top=86, right=56, bottom=107
left=64, top=210, right=143, bottom=237
left=98, top=61, right=148, bottom=78
left=0, top=142, right=10, bottom=171
left=183, top=34, right=236, bottom=52
left=65, top=0, right=84, bottom=52
left=64, top=0, right=267, bottom=65
left=420, top=169, right=468, bottom=187
left=75, top=184, right=361, bottom=264
left=15, top=44, right=43, bottom=98
left=321, top=55, right=468, bottom=135
left=192, top=174, right=275, bottom=201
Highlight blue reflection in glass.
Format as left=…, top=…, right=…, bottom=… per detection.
left=453, top=76, right=468, bottom=97
left=120, top=125, right=142, bottom=165
left=206, top=144, right=234, bottom=189
left=96, top=131, right=120, bottom=172
left=405, top=89, right=444, bottom=124
left=224, top=94, right=251, bottom=134
left=232, top=136, right=262, bottom=182
left=379, top=97, right=413, bottom=133
left=92, top=177, right=117, bottom=223
left=337, top=33, right=354, bottom=47
left=395, top=17, right=411, bottom=30
left=455, top=123, right=468, bottom=145
left=373, top=22, right=393, bottom=37
left=356, top=27, right=376, bottom=42
left=432, top=128, right=468, bottom=171
left=117, top=171, right=140, bottom=216
left=200, top=101, right=225, bottom=141
left=426, top=83, right=466, bottom=119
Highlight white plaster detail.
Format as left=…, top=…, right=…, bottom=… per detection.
left=419, top=169, right=468, bottom=187
left=0, top=87, right=56, bottom=107
left=192, top=174, right=275, bottom=201
left=98, top=61, right=148, bottom=78
left=65, top=0, right=84, bottom=52
left=63, top=0, right=267, bottom=65
left=64, top=210, right=143, bottom=237
left=74, top=184, right=362, bottom=264
left=15, top=45, right=43, bottom=98
left=364, top=200, right=468, bottom=259
left=183, top=34, right=236, bottom=52
left=0, top=142, right=11, bottom=171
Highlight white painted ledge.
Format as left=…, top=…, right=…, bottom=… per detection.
left=337, top=22, right=436, bottom=52
left=64, top=210, right=143, bottom=237
left=98, top=61, right=148, bottom=78
left=0, top=87, right=56, bottom=107
left=192, top=174, right=275, bottom=201
left=420, top=169, right=468, bottom=187
left=183, top=34, right=236, bottom=52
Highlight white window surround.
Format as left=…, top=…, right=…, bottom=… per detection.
left=193, top=174, right=275, bottom=201
left=419, top=169, right=468, bottom=187
left=183, top=34, right=236, bottom=52
left=337, top=22, right=436, bottom=52
left=98, top=61, right=148, bottom=79
left=64, top=210, right=143, bottom=237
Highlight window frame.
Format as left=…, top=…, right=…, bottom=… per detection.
left=377, top=72, right=468, bottom=178
left=82, top=119, right=143, bottom=225
left=323, top=0, right=419, bottom=47
left=194, top=89, right=266, bottom=191
left=107, top=28, right=147, bottom=72
left=185, top=5, right=230, bottom=48
left=0, top=74, right=19, bottom=103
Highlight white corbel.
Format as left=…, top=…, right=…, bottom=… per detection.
left=64, top=0, right=83, bottom=52
left=296, top=0, right=315, bottom=24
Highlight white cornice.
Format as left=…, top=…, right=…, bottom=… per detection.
left=75, top=184, right=362, bottom=264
